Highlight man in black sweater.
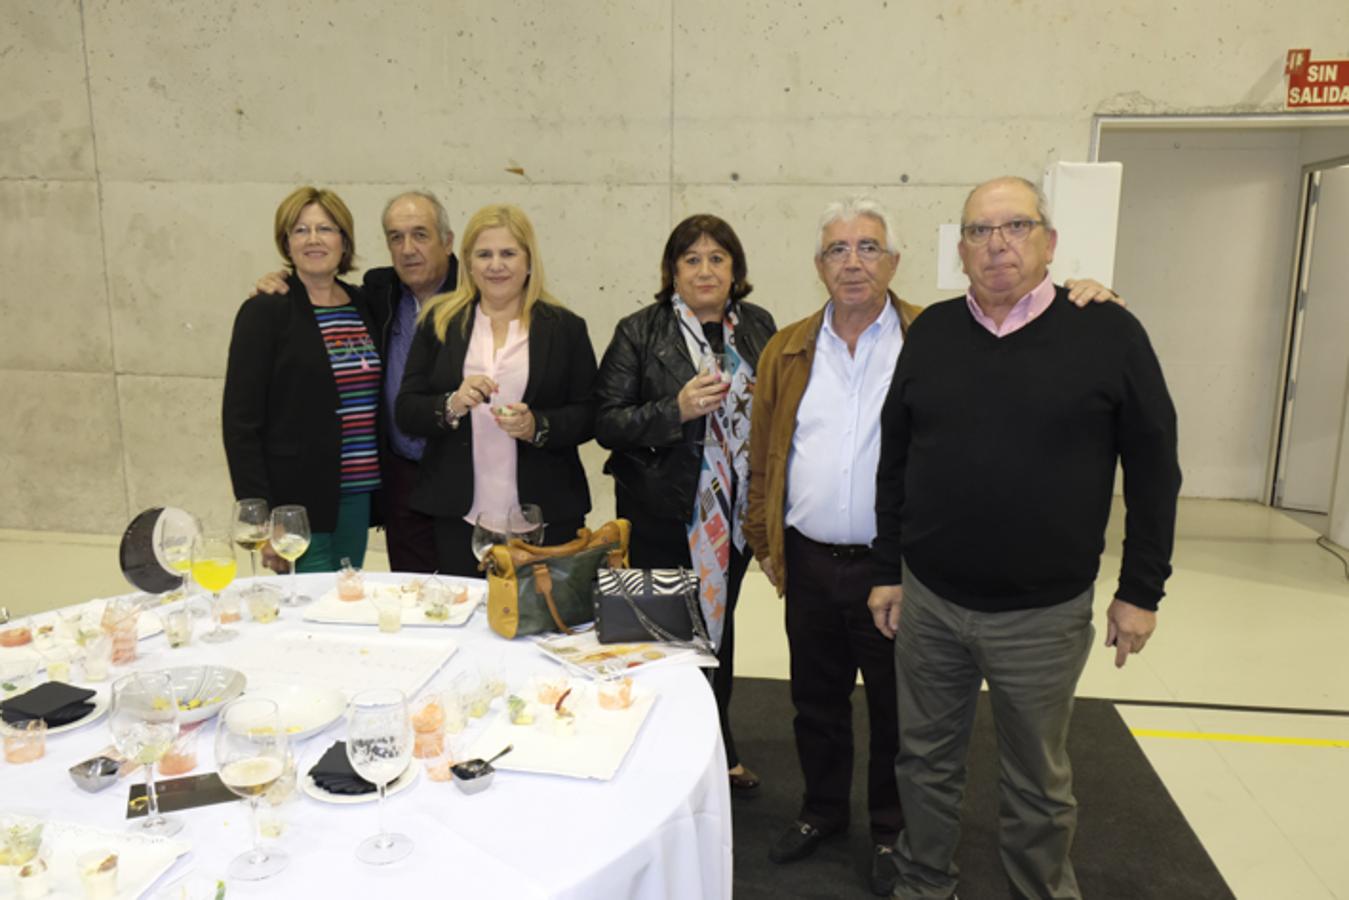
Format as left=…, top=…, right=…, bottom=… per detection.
left=867, top=176, right=1181, bottom=899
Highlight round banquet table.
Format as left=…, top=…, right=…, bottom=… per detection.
left=0, top=573, right=733, bottom=899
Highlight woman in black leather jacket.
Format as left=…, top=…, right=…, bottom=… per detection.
left=595, top=214, right=775, bottom=791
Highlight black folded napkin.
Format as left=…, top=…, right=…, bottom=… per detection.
left=0, top=681, right=97, bottom=726
left=308, top=741, right=377, bottom=796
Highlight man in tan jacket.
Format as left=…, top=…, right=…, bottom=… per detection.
left=746, top=197, right=921, bottom=896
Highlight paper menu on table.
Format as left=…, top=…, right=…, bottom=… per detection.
left=227, top=631, right=457, bottom=698
left=533, top=630, right=716, bottom=680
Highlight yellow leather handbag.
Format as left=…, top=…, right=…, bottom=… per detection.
left=483, top=520, right=630, bottom=639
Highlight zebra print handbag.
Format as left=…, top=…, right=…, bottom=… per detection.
left=593, top=568, right=712, bottom=650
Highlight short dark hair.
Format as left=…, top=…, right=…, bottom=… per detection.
left=655, top=214, right=753, bottom=304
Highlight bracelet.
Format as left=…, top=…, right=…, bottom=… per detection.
left=443, top=392, right=462, bottom=430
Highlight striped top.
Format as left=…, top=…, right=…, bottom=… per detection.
left=314, top=304, right=382, bottom=494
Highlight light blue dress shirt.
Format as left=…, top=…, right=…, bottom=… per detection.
left=785, top=298, right=904, bottom=546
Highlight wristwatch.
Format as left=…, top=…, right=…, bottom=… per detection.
left=442, top=392, right=462, bottom=430
left=531, top=414, right=550, bottom=448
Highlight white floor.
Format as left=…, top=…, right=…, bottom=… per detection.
left=4, top=498, right=1347, bottom=898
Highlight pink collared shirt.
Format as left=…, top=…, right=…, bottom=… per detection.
left=462, top=307, right=530, bottom=525
left=965, top=273, right=1056, bottom=337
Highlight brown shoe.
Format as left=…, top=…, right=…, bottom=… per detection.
left=728, top=765, right=760, bottom=792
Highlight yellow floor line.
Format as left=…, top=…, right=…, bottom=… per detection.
left=1131, top=728, right=1349, bottom=749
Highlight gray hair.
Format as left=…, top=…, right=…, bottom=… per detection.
left=382, top=190, right=453, bottom=243
left=961, top=177, right=1054, bottom=231
left=815, top=197, right=900, bottom=257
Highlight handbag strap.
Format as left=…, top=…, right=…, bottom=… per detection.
left=611, top=568, right=713, bottom=654
left=532, top=563, right=573, bottom=635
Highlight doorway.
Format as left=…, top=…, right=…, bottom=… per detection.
left=1272, top=161, right=1349, bottom=516
left=1093, top=114, right=1349, bottom=513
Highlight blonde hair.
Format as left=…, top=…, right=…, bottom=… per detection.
left=273, top=186, right=357, bottom=274
left=420, top=204, right=560, bottom=340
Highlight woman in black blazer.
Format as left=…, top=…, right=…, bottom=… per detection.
left=222, top=186, right=383, bottom=573
left=395, top=204, right=596, bottom=576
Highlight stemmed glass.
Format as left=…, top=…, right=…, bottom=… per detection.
left=193, top=534, right=239, bottom=643
left=270, top=506, right=312, bottom=606
left=215, top=698, right=290, bottom=880
left=232, top=499, right=270, bottom=581
left=109, top=672, right=182, bottom=837
left=470, top=511, right=511, bottom=565
left=157, top=508, right=202, bottom=611
left=509, top=503, right=546, bottom=546
left=346, top=688, right=414, bottom=865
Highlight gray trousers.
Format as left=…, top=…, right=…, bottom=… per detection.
left=892, top=565, right=1094, bottom=900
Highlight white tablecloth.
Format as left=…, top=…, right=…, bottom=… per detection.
left=0, top=574, right=733, bottom=899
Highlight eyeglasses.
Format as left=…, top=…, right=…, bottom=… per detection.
left=960, top=219, right=1043, bottom=245
left=290, top=223, right=341, bottom=240
left=821, top=240, right=889, bottom=265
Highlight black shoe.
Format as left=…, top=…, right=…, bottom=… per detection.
left=768, top=820, right=833, bottom=864
left=869, top=843, right=898, bottom=896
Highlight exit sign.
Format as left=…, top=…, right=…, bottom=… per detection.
left=1286, top=49, right=1349, bottom=109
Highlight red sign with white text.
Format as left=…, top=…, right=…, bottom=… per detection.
left=1286, top=49, right=1349, bottom=109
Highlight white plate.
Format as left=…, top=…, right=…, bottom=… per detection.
left=166, top=665, right=246, bottom=724
left=243, top=683, right=346, bottom=741
left=304, top=578, right=485, bottom=628
left=41, top=683, right=111, bottom=736
left=301, top=758, right=420, bottom=805
left=0, top=819, right=190, bottom=900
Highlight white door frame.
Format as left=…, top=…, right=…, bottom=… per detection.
left=1090, top=112, right=1349, bottom=505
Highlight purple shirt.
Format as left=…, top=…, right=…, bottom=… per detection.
left=383, top=285, right=427, bottom=461
left=965, top=273, right=1056, bottom=337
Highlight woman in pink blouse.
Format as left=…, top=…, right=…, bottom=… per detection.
left=394, top=205, right=597, bottom=576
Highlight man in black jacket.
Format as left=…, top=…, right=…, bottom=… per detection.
left=867, top=176, right=1181, bottom=899
left=251, top=190, right=458, bottom=573
left=366, top=191, right=459, bottom=572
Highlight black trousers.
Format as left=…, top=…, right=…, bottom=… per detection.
left=624, top=503, right=749, bottom=770
left=383, top=453, right=438, bottom=574
left=784, top=527, right=903, bottom=843
left=432, top=514, right=587, bottom=578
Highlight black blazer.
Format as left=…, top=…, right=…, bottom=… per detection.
left=221, top=275, right=376, bottom=532
left=594, top=299, right=776, bottom=521
left=394, top=300, right=597, bottom=524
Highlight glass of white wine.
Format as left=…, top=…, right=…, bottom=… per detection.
left=109, top=671, right=181, bottom=837
left=215, top=698, right=290, bottom=881
left=347, top=688, right=414, bottom=865
left=193, top=533, right=239, bottom=643
left=232, top=499, right=270, bottom=581
left=156, top=508, right=202, bottom=611
left=270, top=505, right=312, bottom=607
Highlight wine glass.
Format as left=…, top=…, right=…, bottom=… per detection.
left=270, top=505, right=312, bottom=606
left=109, top=672, right=182, bottom=837
left=215, top=698, right=290, bottom=880
left=156, top=508, right=202, bottom=611
left=346, top=688, right=414, bottom=865
left=509, top=503, right=546, bottom=546
left=193, top=534, right=239, bottom=643
left=232, top=499, right=270, bottom=581
left=470, top=511, right=510, bottom=563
